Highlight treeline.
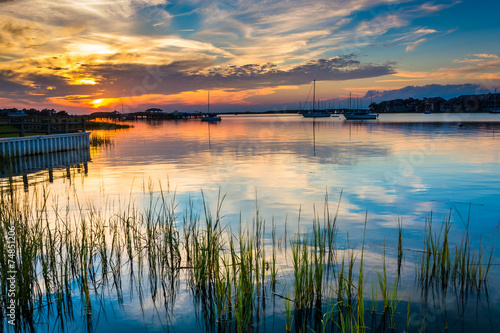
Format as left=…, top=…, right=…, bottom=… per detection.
left=369, top=93, right=500, bottom=113
left=0, top=108, right=69, bottom=117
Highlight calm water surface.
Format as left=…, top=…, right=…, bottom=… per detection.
left=3, top=113, right=500, bottom=332
left=88, top=113, right=500, bottom=237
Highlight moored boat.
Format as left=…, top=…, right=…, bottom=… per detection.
left=201, top=91, right=222, bottom=122
left=302, top=111, right=330, bottom=118
left=301, top=80, right=331, bottom=118
left=201, top=115, right=222, bottom=121
left=343, top=111, right=378, bottom=120
left=343, top=92, right=378, bottom=120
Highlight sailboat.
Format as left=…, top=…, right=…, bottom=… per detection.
left=302, top=80, right=331, bottom=118
left=201, top=91, right=222, bottom=122
left=343, top=92, right=378, bottom=120
left=491, top=88, right=500, bottom=113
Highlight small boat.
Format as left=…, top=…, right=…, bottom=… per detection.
left=343, top=111, right=378, bottom=120
left=201, top=91, right=222, bottom=122
left=343, top=92, right=378, bottom=120
left=302, top=112, right=330, bottom=118
left=424, top=110, right=432, bottom=114
left=201, top=115, right=222, bottom=122
left=301, top=80, right=331, bottom=118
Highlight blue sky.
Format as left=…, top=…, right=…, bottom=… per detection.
left=0, top=0, right=499, bottom=113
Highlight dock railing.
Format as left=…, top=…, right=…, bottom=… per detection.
left=0, top=117, right=87, bottom=137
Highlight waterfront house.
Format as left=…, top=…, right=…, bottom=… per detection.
left=424, top=97, right=445, bottom=112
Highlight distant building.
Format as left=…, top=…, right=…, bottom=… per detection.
left=145, top=108, right=163, bottom=114
left=440, top=100, right=453, bottom=112
left=449, top=95, right=481, bottom=112
left=371, top=92, right=500, bottom=114
left=423, top=97, right=445, bottom=112
left=385, top=99, right=407, bottom=112
left=481, top=93, right=500, bottom=111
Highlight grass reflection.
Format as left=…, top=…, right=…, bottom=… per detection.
left=0, top=183, right=497, bottom=332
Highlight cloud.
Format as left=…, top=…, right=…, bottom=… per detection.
left=474, top=54, right=499, bottom=59
left=405, top=38, right=427, bottom=52
left=417, top=1, right=462, bottom=13
left=0, top=70, right=28, bottom=93
left=386, top=53, right=500, bottom=86
left=356, top=14, right=407, bottom=38
left=365, top=84, right=488, bottom=101
left=0, top=0, right=474, bottom=112
left=454, top=54, right=500, bottom=66
left=78, top=55, right=394, bottom=95
left=390, top=25, right=453, bottom=53
left=480, top=72, right=500, bottom=80
left=194, top=55, right=394, bottom=88
left=0, top=53, right=394, bottom=111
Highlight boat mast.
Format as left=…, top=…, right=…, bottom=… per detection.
left=312, top=80, right=316, bottom=112
left=208, top=91, right=210, bottom=114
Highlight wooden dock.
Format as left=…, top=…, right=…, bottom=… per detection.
left=0, top=132, right=90, bottom=158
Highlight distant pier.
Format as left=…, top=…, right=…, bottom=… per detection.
left=90, top=111, right=211, bottom=121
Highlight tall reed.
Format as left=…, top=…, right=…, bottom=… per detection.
left=0, top=185, right=497, bottom=333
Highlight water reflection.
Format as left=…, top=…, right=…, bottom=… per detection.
left=0, top=148, right=91, bottom=190
left=1, top=115, right=499, bottom=332
left=58, top=115, right=500, bottom=239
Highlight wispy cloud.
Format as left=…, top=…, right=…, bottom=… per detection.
left=417, top=1, right=462, bottom=13
left=474, top=54, right=499, bottom=59
left=394, top=54, right=500, bottom=82
left=405, top=38, right=427, bottom=52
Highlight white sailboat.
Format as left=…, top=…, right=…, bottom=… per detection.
left=343, top=111, right=378, bottom=120
left=302, top=80, right=331, bottom=118
left=201, top=91, right=222, bottom=122
left=343, top=92, right=378, bottom=120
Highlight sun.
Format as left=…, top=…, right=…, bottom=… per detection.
left=71, top=78, right=98, bottom=85
left=89, top=98, right=121, bottom=109
left=91, top=99, right=106, bottom=108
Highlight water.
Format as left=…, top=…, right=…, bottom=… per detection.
left=81, top=113, right=500, bottom=236
left=2, top=113, right=500, bottom=332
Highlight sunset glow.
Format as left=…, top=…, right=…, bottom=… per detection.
left=1, top=0, right=499, bottom=114
left=70, top=78, right=98, bottom=85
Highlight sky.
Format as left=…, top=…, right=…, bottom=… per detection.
left=1, top=0, right=500, bottom=114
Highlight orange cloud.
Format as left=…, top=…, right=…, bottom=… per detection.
left=44, top=86, right=298, bottom=112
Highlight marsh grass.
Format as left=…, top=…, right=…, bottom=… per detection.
left=86, top=121, right=132, bottom=131
left=283, top=287, right=293, bottom=331
left=89, top=134, right=113, bottom=148
left=270, top=218, right=277, bottom=288
left=417, top=211, right=497, bottom=292
left=396, top=218, right=404, bottom=277
left=0, top=186, right=497, bottom=333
